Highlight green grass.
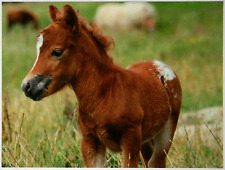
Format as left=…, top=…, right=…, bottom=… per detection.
left=2, top=2, right=223, bottom=168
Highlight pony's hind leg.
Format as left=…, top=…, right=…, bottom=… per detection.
left=141, top=140, right=154, bottom=167
left=147, top=114, right=179, bottom=168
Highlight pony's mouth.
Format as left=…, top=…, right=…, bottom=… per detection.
left=21, top=74, right=52, bottom=101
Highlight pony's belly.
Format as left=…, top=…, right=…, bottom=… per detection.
left=101, top=137, right=121, bottom=152
left=97, top=128, right=122, bottom=152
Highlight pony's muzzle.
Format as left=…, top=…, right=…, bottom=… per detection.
left=21, top=74, right=52, bottom=101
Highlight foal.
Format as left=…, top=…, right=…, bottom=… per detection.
left=21, top=5, right=182, bottom=168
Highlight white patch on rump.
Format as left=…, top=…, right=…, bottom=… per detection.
left=31, top=33, right=44, bottom=71
left=153, top=60, right=176, bottom=81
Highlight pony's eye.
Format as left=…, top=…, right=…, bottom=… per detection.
left=51, top=48, right=64, bottom=58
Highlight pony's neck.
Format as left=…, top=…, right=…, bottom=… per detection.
left=71, top=29, right=119, bottom=112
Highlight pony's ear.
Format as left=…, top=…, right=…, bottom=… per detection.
left=63, top=4, right=79, bottom=30
left=49, top=5, right=62, bottom=22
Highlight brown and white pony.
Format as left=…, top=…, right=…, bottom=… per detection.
left=7, top=9, right=39, bottom=30
left=21, top=5, right=182, bottom=168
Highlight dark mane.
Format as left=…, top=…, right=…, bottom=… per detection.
left=47, top=8, right=115, bottom=54
left=78, top=15, right=115, bottom=56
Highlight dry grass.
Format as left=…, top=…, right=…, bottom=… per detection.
left=2, top=90, right=223, bottom=168
left=2, top=2, right=223, bottom=168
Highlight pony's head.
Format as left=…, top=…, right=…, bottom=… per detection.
left=21, top=5, right=81, bottom=101
left=21, top=4, right=114, bottom=101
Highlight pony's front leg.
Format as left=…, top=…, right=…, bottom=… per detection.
left=80, top=135, right=106, bottom=167
left=121, top=126, right=142, bottom=168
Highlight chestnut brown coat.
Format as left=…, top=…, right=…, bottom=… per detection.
left=21, top=4, right=182, bottom=168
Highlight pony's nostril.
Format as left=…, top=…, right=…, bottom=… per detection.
left=26, top=82, right=31, bottom=92
left=21, top=81, right=31, bottom=93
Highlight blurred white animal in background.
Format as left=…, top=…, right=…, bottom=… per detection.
left=95, top=2, right=156, bottom=32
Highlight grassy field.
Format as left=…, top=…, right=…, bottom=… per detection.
left=2, top=2, right=223, bottom=168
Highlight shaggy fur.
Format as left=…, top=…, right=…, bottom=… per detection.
left=21, top=5, right=182, bottom=168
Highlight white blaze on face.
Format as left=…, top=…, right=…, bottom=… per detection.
left=31, top=33, right=44, bottom=71
left=153, top=60, right=176, bottom=82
